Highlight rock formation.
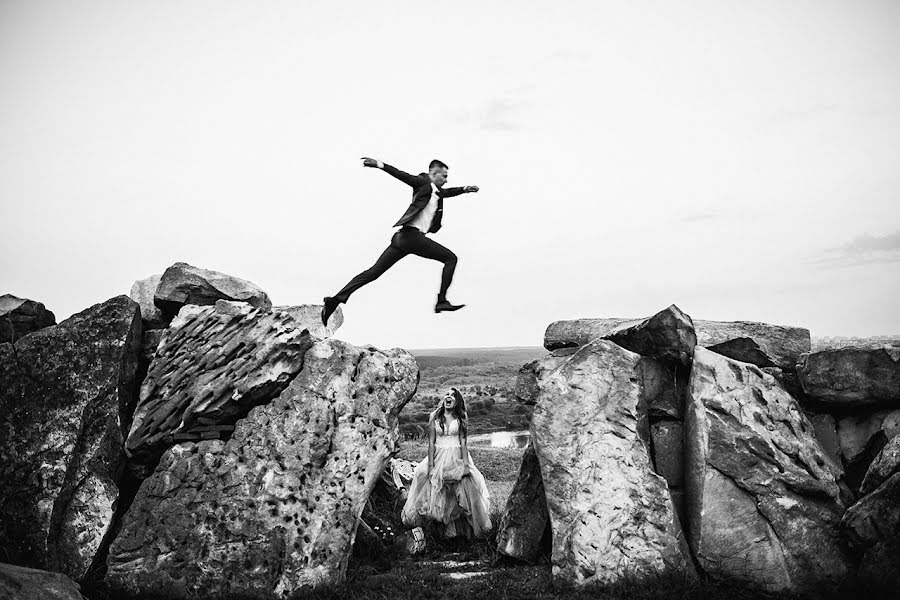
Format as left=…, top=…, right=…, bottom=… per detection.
left=531, top=340, right=694, bottom=585
left=544, top=305, right=696, bottom=366
left=125, top=301, right=317, bottom=467
left=154, top=262, right=272, bottom=320
left=798, top=346, right=900, bottom=406
left=129, top=274, right=166, bottom=329
left=0, top=293, right=56, bottom=343
left=0, top=296, right=140, bottom=580
left=693, top=320, right=810, bottom=370
left=860, top=435, right=900, bottom=494
left=841, top=472, right=900, bottom=592
left=0, top=562, right=88, bottom=600
left=685, top=347, right=851, bottom=594
left=495, top=445, right=549, bottom=563
left=106, top=338, right=417, bottom=598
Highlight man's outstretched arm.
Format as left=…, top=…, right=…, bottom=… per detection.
left=361, top=157, right=427, bottom=187
left=441, top=185, right=479, bottom=198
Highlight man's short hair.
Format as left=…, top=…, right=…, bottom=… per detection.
left=429, top=159, right=448, bottom=171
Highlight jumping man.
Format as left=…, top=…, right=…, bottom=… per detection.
left=321, top=157, right=479, bottom=326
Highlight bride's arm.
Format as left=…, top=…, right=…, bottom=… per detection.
left=460, top=430, right=470, bottom=470
left=427, top=420, right=436, bottom=475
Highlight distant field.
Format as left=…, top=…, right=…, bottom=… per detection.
left=401, top=347, right=547, bottom=437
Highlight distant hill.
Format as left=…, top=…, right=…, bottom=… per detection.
left=400, top=346, right=547, bottom=437
left=409, top=346, right=546, bottom=369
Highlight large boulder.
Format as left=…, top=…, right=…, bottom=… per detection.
left=0, top=296, right=141, bottom=580
left=531, top=340, right=694, bottom=586
left=0, top=294, right=56, bottom=343
left=154, top=262, right=272, bottom=319
left=495, top=445, right=549, bottom=563
left=125, top=301, right=317, bottom=467
left=106, top=338, right=417, bottom=598
left=543, top=305, right=696, bottom=366
left=0, top=563, right=87, bottom=600
left=841, top=472, right=900, bottom=556
left=693, top=319, right=810, bottom=370
left=685, top=347, right=851, bottom=595
left=129, top=274, right=166, bottom=329
left=861, top=435, right=900, bottom=494
left=798, top=346, right=900, bottom=407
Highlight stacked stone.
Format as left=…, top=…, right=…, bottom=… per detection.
left=795, top=345, right=900, bottom=593
left=0, top=262, right=397, bottom=600
left=499, top=305, right=866, bottom=596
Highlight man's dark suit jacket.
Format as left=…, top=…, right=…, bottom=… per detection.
left=380, top=163, right=467, bottom=233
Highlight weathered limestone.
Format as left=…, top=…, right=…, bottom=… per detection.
left=685, top=348, right=851, bottom=594
left=531, top=340, right=694, bottom=586
left=154, top=262, right=272, bottom=319
left=0, top=296, right=141, bottom=580
left=126, top=301, right=317, bottom=466
left=861, top=435, right=900, bottom=494
left=107, top=338, right=417, bottom=598
left=798, top=346, right=900, bottom=406
left=544, top=305, right=696, bottom=366
left=0, top=563, right=88, bottom=600
left=129, top=274, right=166, bottom=329
left=496, top=445, right=549, bottom=563
left=0, top=294, right=56, bottom=343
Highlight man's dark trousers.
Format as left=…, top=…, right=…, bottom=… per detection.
left=333, top=226, right=457, bottom=303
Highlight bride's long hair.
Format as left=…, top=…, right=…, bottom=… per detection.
left=430, top=388, right=468, bottom=437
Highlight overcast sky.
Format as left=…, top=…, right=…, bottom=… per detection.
left=1, top=1, right=898, bottom=349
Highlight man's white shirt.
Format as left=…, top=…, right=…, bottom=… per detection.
left=408, top=182, right=440, bottom=233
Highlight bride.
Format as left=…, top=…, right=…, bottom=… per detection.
left=401, top=388, right=491, bottom=538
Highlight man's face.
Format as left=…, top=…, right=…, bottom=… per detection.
left=430, top=167, right=448, bottom=187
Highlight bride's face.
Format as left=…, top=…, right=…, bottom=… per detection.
left=443, top=390, right=457, bottom=411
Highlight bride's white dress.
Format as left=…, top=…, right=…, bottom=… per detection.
left=401, top=416, right=491, bottom=537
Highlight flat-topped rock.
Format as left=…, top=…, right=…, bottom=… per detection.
left=107, top=338, right=418, bottom=598
left=544, top=305, right=696, bottom=366
left=685, top=348, right=851, bottom=595
left=531, top=340, right=695, bottom=586
left=0, top=293, right=56, bottom=343
left=126, top=301, right=317, bottom=467
left=0, top=296, right=140, bottom=580
left=544, top=310, right=805, bottom=370
left=798, top=346, right=900, bottom=407
left=693, top=319, right=810, bottom=370
left=154, top=262, right=272, bottom=319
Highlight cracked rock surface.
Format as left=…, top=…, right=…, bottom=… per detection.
left=0, top=296, right=140, bottom=580
left=685, top=347, right=851, bottom=595
left=125, top=301, right=318, bottom=466
left=106, top=338, right=417, bottom=598
left=531, top=340, right=694, bottom=586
